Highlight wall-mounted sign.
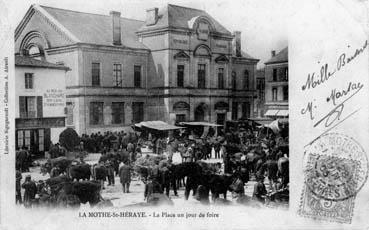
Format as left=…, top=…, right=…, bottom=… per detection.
left=197, top=22, right=209, bottom=41
left=43, top=89, right=65, bottom=107
left=216, top=43, right=227, bottom=49
left=173, top=39, right=188, bottom=45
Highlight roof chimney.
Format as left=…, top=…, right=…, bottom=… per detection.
left=110, top=11, right=121, bottom=45
left=271, top=50, right=276, bottom=57
left=233, top=31, right=241, bottom=57
left=146, top=8, right=159, bottom=26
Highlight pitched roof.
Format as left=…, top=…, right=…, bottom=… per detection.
left=240, top=50, right=258, bottom=61
left=138, top=4, right=231, bottom=35
left=265, top=47, right=288, bottom=64
left=15, top=55, right=70, bottom=70
left=39, top=5, right=147, bottom=49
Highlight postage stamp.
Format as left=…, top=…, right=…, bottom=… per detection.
left=299, top=133, right=369, bottom=223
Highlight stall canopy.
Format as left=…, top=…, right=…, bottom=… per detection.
left=135, top=121, right=184, bottom=131
left=264, top=109, right=289, bottom=117
left=180, top=122, right=223, bottom=127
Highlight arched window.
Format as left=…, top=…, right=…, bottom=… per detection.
left=244, top=70, right=249, bottom=89
left=232, top=71, right=237, bottom=90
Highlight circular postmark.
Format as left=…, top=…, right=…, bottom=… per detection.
left=304, top=132, right=369, bottom=201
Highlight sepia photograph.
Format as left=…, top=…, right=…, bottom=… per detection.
left=12, top=0, right=289, bottom=211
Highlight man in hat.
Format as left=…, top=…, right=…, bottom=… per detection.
left=119, top=161, right=131, bottom=193
left=22, top=175, right=37, bottom=208
left=16, top=170, right=22, bottom=204
left=252, top=175, right=267, bottom=203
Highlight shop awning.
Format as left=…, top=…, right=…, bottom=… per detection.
left=135, top=121, right=184, bottom=130
left=249, top=118, right=274, bottom=125
left=180, top=122, right=223, bottom=127
left=276, top=109, right=289, bottom=116
left=264, top=109, right=289, bottom=117
left=264, top=110, right=279, bottom=116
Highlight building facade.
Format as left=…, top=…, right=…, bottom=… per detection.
left=15, top=55, right=69, bottom=155
left=264, top=48, right=288, bottom=118
left=15, top=4, right=259, bottom=135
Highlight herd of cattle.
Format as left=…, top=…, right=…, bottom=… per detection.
left=29, top=144, right=289, bottom=209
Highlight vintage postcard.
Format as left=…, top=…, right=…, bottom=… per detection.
left=0, top=0, right=368, bottom=229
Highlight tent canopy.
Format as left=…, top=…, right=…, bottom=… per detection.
left=180, top=121, right=223, bottom=127
left=135, top=121, right=184, bottom=131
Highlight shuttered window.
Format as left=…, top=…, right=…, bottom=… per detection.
left=177, top=65, right=184, bottom=87
left=112, top=102, right=125, bottom=124
left=90, top=102, right=104, bottom=125
left=113, top=64, right=122, bottom=87
left=132, top=102, right=144, bottom=123
left=37, top=96, right=43, bottom=118
left=25, top=73, right=33, bottom=89
left=134, top=65, right=141, bottom=88
left=218, top=68, right=224, bottom=89
left=198, top=64, right=206, bottom=88
left=92, top=63, right=100, bottom=86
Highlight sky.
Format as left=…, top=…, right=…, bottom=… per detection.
left=4, top=0, right=291, bottom=69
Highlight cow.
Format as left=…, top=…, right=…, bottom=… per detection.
left=91, top=163, right=108, bottom=189
left=56, top=180, right=102, bottom=207
left=172, top=162, right=203, bottom=200
left=40, top=157, right=72, bottom=176
left=207, top=174, right=234, bottom=201
left=68, top=163, right=91, bottom=181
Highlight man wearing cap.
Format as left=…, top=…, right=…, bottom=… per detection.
left=22, top=175, right=37, bottom=208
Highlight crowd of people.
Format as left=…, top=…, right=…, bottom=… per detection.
left=16, top=123, right=289, bottom=208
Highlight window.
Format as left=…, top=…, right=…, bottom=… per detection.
left=232, top=102, right=238, bottom=120
left=25, top=73, right=33, bottom=89
left=90, top=102, right=103, bottom=125
left=272, top=87, right=278, bottom=101
left=176, top=114, right=186, bottom=122
left=38, top=129, right=44, bottom=151
left=92, top=63, right=100, bottom=86
left=66, top=102, right=74, bottom=126
left=134, top=65, right=141, bottom=88
left=218, top=68, right=224, bottom=89
left=273, top=69, right=277, bottom=81
left=285, top=67, right=288, bottom=81
left=244, top=70, right=249, bottom=89
left=113, top=64, right=122, bottom=87
left=19, top=96, right=42, bottom=118
left=283, top=86, right=288, bottom=101
left=177, top=65, right=184, bottom=87
left=132, top=102, right=144, bottom=123
left=111, top=102, right=125, bottom=124
left=24, top=130, right=30, bottom=149
left=242, top=102, right=250, bottom=118
left=17, top=130, right=23, bottom=148
left=232, top=71, right=237, bottom=90
left=198, top=64, right=206, bottom=88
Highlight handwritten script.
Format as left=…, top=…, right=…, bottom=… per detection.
left=301, top=40, right=367, bottom=147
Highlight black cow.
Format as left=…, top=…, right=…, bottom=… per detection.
left=207, top=174, right=234, bottom=201
left=68, top=163, right=91, bottom=181
left=58, top=181, right=102, bottom=207
left=41, top=157, right=72, bottom=176
left=172, top=162, right=203, bottom=200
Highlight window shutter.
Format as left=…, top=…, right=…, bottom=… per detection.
left=19, top=96, right=26, bottom=118
left=37, top=96, right=43, bottom=118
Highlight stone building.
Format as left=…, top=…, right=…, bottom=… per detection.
left=264, top=47, right=288, bottom=118
left=15, top=55, right=69, bottom=155
left=15, top=4, right=259, bottom=135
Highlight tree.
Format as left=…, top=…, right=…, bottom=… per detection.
left=59, top=128, right=80, bottom=151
